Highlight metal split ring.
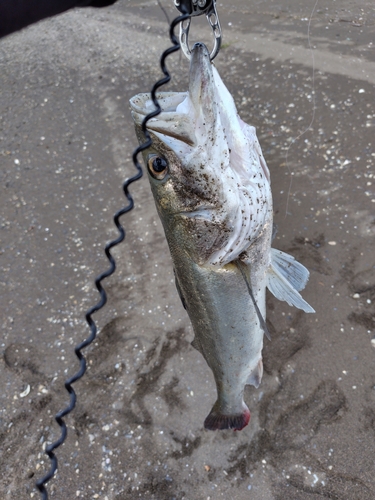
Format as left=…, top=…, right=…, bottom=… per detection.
left=175, top=0, right=222, bottom=61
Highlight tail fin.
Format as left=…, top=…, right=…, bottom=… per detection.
left=204, top=401, right=250, bottom=431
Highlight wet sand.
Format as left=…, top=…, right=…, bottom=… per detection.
left=1, top=0, right=374, bottom=498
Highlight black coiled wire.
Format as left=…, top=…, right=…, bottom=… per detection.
left=35, top=6, right=190, bottom=499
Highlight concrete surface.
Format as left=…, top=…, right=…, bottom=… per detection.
left=1, top=0, right=374, bottom=498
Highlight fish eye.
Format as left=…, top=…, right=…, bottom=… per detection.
left=147, top=155, right=169, bottom=180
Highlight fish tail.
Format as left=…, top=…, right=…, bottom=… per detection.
left=204, top=401, right=250, bottom=431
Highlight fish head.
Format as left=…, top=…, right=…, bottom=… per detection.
left=130, top=43, right=272, bottom=266
left=130, top=43, right=225, bottom=211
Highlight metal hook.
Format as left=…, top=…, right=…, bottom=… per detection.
left=174, top=0, right=222, bottom=61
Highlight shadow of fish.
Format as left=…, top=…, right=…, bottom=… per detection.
left=130, top=42, right=314, bottom=431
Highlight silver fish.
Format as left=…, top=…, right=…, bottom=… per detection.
left=130, top=43, right=314, bottom=431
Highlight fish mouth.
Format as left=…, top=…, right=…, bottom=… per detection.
left=129, top=92, right=196, bottom=146
left=129, top=43, right=215, bottom=148
left=129, top=42, right=212, bottom=122
left=129, top=92, right=187, bottom=119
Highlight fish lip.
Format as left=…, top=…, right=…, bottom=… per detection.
left=188, top=42, right=213, bottom=103
left=129, top=92, right=188, bottom=120
left=130, top=92, right=196, bottom=146
left=190, top=42, right=211, bottom=65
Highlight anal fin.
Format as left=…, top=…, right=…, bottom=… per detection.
left=246, top=358, right=263, bottom=388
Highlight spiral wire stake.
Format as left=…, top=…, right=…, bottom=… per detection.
left=35, top=6, right=190, bottom=499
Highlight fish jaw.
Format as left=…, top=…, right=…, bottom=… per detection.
left=188, top=43, right=219, bottom=148
left=129, top=91, right=196, bottom=152
left=130, top=43, right=219, bottom=151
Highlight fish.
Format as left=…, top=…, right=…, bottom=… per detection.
left=130, top=42, right=314, bottom=431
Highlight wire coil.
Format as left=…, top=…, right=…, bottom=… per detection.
left=35, top=6, right=190, bottom=499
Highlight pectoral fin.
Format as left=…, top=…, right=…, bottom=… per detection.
left=267, top=249, right=315, bottom=313
left=174, top=269, right=187, bottom=310
left=236, top=260, right=271, bottom=341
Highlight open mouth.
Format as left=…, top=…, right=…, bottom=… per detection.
left=129, top=92, right=188, bottom=119
left=130, top=91, right=196, bottom=147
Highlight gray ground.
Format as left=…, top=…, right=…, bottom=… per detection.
left=1, top=0, right=375, bottom=498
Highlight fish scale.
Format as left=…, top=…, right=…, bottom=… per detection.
left=130, top=42, right=314, bottom=431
